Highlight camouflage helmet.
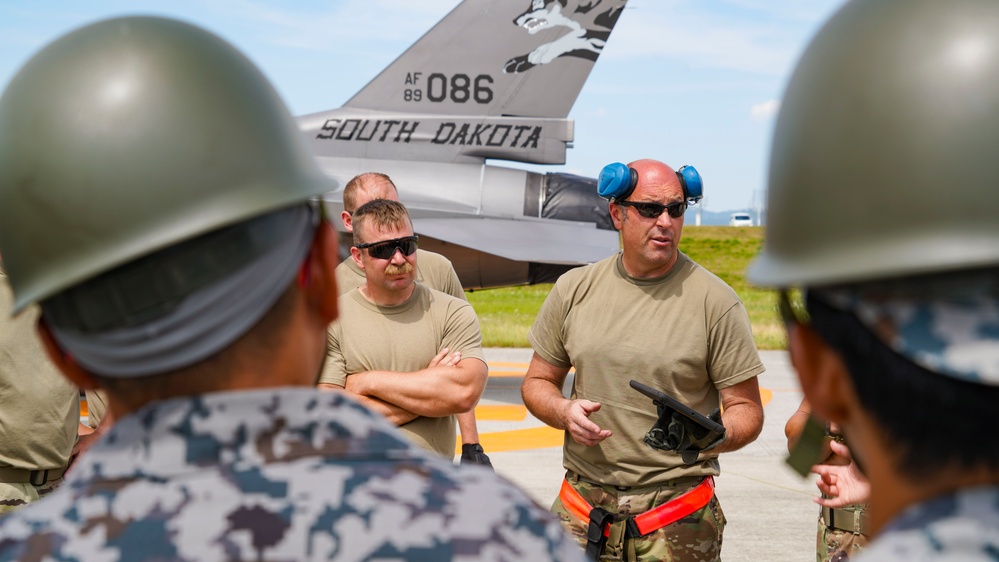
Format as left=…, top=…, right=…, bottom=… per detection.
left=0, top=16, right=335, bottom=312
left=748, top=0, right=999, bottom=288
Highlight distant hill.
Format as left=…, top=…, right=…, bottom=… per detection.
left=687, top=207, right=764, bottom=226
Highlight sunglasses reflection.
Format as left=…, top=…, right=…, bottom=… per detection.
left=356, top=236, right=420, bottom=260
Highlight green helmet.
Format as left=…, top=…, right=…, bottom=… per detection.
left=748, top=0, right=999, bottom=288
left=0, top=16, right=335, bottom=312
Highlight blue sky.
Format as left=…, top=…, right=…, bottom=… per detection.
left=0, top=0, right=848, bottom=212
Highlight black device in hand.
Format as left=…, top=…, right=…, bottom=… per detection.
left=630, top=380, right=726, bottom=464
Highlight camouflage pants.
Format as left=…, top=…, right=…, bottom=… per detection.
left=0, top=479, right=62, bottom=515
left=816, top=508, right=868, bottom=562
left=552, top=471, right=725, bottom=562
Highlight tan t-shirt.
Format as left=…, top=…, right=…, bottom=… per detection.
left=84, top=389, right=109, bottom=430
left=0, top=272, right=79, bottom=470
left=336, top=249, right=466, bottom=301
left=528, top=252, right=764, bottom=487
left=320, top=284, right=485, bottom=457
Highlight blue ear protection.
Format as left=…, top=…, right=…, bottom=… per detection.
left=677, top=165, right=703, bottom=203
left=598, top=162, right=704, bottom=203
left=597, top=162, right=638, bottom=201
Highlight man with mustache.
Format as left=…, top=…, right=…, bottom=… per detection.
left=333, top=173, right=492, bottom=466
left=319, top=199, right=489, bottom=459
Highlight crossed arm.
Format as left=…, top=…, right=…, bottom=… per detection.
left=319, top=349, right=488, bottom=426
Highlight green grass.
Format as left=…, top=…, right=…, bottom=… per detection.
left=466, top=226, right=785, bottom=350
left=465, top=283, right=555, bottom=348
left=678, top=227, right=784, bottom=350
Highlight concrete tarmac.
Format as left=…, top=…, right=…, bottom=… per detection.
left=476, top=349, right=818, bottom=562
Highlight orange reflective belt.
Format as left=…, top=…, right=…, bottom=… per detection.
left=629, top=476, right=714, bottom=536
left=558, top=476, right=715, bottom=538
left=560, top=479, right=611, bottom=537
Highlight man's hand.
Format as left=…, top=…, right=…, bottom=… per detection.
left=564, top=399, right=612, bottom=446
left=521, top=353, right=611, bottom=446
left=428, top=347, right=461, bottom=368
left=812, top=441, right=870, bottom=507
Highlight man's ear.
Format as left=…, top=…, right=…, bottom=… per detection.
left=341, top=210, right=353, bottom=232
left=609, top=202, right=624, bottom=231
left=788, top=323, right=852, bottom=425
left=350, top=246, right=364, bottom=270
left=36, top=320, right=100, bottom=390
left=301, top=221, right=339, bottom=324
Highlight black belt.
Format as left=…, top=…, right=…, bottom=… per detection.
left=822, top=505, right=869, bottom=535
left=0, top=465, right=69, bottom=486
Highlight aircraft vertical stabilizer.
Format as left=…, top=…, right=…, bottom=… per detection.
left=345, top=0, right=627, bottom=119
left=300, top=0, right=629, bottom=165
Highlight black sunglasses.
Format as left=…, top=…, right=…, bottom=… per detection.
left=618, top=200, right=687, bottom=219
left=355, top=236, right=419, bottom=260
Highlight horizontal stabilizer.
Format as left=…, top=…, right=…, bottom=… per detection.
left=300, top=111, right=573, bottom=164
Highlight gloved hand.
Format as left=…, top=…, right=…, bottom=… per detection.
left=646, top=407, right=725, bottom=465
left=460, top=443, right=493, bottom=469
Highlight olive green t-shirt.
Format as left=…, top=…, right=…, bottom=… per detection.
left=335, top=249, right=466, bottom=300
left=0, top=272, right=79, bottom=471
left=528, top=252, right=764, bottom=487
left=320, top=284, right=485, bottom=457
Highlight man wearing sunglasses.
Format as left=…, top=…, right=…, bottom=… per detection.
left=522, top=158, right=765, bottom=561
left=319, top=199, right=489, bottom=460
left=331, top=172, right=492, bottom=467
left=748, top=0, right=999, bottom=560
left=335, top=173, right=466, bottom=301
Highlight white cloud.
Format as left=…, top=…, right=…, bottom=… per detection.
left=599, top=0, right=847, bottom=77
left=214, top=0, right=460, bottom=52
left=718, top=0, right=846, bottom=23
left=750, top=99, right=780, bottom=120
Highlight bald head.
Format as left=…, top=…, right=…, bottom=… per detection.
left=627, top=159, right=681, bottom=194
left=343, top=173, right=399, bottom=212
left=341, top=173, right=400, bottom=233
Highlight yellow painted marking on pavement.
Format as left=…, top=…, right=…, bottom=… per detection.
left=474, top=405, right=527, bottom=421
left=485, top=361, right=573, bottom=378
left=487, top=370, right=529, bottom=377
left=456, top=426, right=564, bottom=454
left=487, top=361, right=530, bottom=369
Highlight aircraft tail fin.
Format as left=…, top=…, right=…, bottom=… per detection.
left=343, top=0, right=628, bottom=119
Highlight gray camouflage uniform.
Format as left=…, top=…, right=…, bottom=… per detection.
left=0, top=388, right=585, bottom=561
left=818, top=282, right=999, bottom=562
left=854, top=486, right=999, bottom=561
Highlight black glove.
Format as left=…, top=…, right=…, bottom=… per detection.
left=460, top=443, right=493, bottom=469
left=646, top=407, right=725, bottom=465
